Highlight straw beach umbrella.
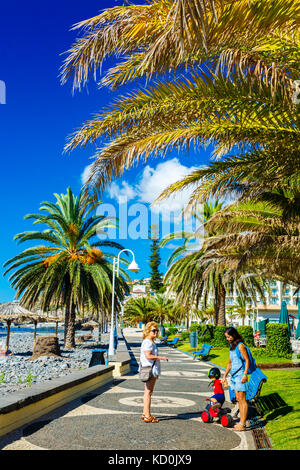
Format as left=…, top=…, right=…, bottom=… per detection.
left=32, top=309, right=64, bottom=338
left=0, top=302, right=63, bottom=350
left=82, top=320, right=98, bottom=332
left=0, top=301, right=40, bottom=350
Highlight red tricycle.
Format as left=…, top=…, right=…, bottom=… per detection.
left=201, top=399, right=234, bottom=428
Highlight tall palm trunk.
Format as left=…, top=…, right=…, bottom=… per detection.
left=64, top=302, right=76, bottom=349
left=98, top=311, right=103, bottom=343
left=186, top=312, right=190, bottom=330
left=217, top=277, right=226, bottom=326
left=214, top=291, right=220, bottom=326
left=64, top=305, right=69, bottom=346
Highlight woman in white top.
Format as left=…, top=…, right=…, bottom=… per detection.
left=140, top=321, right=168, bottom=423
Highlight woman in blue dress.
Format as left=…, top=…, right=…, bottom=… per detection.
left=222, top=327, right=250, bottom=431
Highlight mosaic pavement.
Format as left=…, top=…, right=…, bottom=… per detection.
left=0, top=328, right=254, bottom=450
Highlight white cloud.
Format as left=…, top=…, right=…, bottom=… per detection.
left=81, top=164, right=93, bottom=186
left=82, top=158, right=206, bottom=241
left=81, top=165, right=136, bottom=203
left=105, top=158, right=204, bottom=220
left=107, top=180, right=137, bottom=203
left=136, top=158, right=201, bottom=216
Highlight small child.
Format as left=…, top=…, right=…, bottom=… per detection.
left=254, top=330, right=261, bottom=347
left=207, top=367, right=225, bottom=410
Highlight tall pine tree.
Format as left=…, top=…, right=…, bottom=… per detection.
left=149, top=225, right=164, bottom=293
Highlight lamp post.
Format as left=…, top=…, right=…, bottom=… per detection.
left=108, top=249, right=140, bottom=357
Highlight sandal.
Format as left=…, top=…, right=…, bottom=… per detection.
left=143, top=415, right=159, bottom=423
left=141, top=413, right=153, bottom=420
left=233, top=423, right=246, bottom=431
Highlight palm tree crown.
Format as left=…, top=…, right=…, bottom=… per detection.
left=4, top=188, right=129, bottom=348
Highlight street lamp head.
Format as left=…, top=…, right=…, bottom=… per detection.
left=128, top=260, right=140, bottom=273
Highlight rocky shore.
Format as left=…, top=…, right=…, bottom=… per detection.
left=0, top=330, right=107, bottom=397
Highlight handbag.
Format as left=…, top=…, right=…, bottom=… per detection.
left=139, top=363, right=154, bottom=382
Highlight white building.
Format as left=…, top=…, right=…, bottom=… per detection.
left=173, top=280, right=299, bottom=332
left=130, top=284, right=147, bottom=298
left=209, top=280, right=299, bottom=334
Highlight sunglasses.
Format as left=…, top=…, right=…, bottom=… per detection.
left=151, top=329, right=159, bottom=333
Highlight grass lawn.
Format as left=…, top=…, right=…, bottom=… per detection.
left=166, top=336, right=300, bottom=450
left=260, top=369, right=300, bottom=450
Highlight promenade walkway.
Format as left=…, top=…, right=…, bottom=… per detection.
left=0, top=328, right=255, bottom=450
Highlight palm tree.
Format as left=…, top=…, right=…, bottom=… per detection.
left=161, top=200, right=228, bottom=325
left=4, top=188, right=129, bottom=348
left=201, top=185, right=300, bottom=288
left=60, top=1, right=299, bottom=203
left=61, top=0, right=298, bottom=96
left=59, top=1, right=299, bottom=295
left=123, top=296, right=156, bottom=326
left=227, top=295, right=251, bottom=326
left=165, top=248, right=266, bottom=326
left=63, top=72, right=299, bottom=204
left=150, top=293, right=183, bottom=327
left=197, top=300, right=216, bottom=325
left=162, top=200, right=266, bottom=325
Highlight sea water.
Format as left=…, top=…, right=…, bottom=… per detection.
left=0, top=327, right=64, bottom=337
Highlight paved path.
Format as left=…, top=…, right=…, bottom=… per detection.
left=0, top=329, right=255, bottom=450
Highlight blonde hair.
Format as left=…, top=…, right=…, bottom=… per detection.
left=143, top=321, right=159, bottom=340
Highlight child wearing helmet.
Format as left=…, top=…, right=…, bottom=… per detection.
left=207, top=367, right=225, bottom=410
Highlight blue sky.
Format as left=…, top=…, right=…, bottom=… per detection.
left=0, top=0, right=211, bottom=302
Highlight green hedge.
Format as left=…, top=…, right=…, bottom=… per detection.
left=166, top=327, right=178, bottom=336
left=212, top=326, right=228, bottom=347
left=237, top=325, right=254, bottom=347
left=190, top=323, right=202, bottom=332
left=180, top=331, right=190, bottom=341
left=266, top=323, right=292, bottom=356
left=196, top=325, right=214, bottom=344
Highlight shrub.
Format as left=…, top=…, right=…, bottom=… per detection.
left=237, top=325, right=254, bottom=347
left=251, top=348, right=292, bottom=360
left=198, top=325, right=215, bottom=344
left=190, top=323, right=202, bottom=332
left=167, top=327, right=178, bottom=336
left=266, top=323, right=292, bottom=355
left=212, top=326, right=228, bottom=347
left=180, top=331, right=190, bottom=341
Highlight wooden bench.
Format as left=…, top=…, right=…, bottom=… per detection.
left=192, top=344, right=213, bottom=360
left=229, top=367, right=268, bottom=416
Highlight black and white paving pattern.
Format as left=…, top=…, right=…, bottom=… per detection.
left=0, top=328, right=255, bottom=450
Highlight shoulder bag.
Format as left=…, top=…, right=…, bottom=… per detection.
left=139, top=363, right=155, bottom=382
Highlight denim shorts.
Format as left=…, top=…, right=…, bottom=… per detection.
left=230, top=373, right=248, bottom=392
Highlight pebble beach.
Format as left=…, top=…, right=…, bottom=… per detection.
left=0, top=329, right=106, bottom=397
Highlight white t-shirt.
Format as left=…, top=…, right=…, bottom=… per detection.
left=139, top=339, right=161, bottom=376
